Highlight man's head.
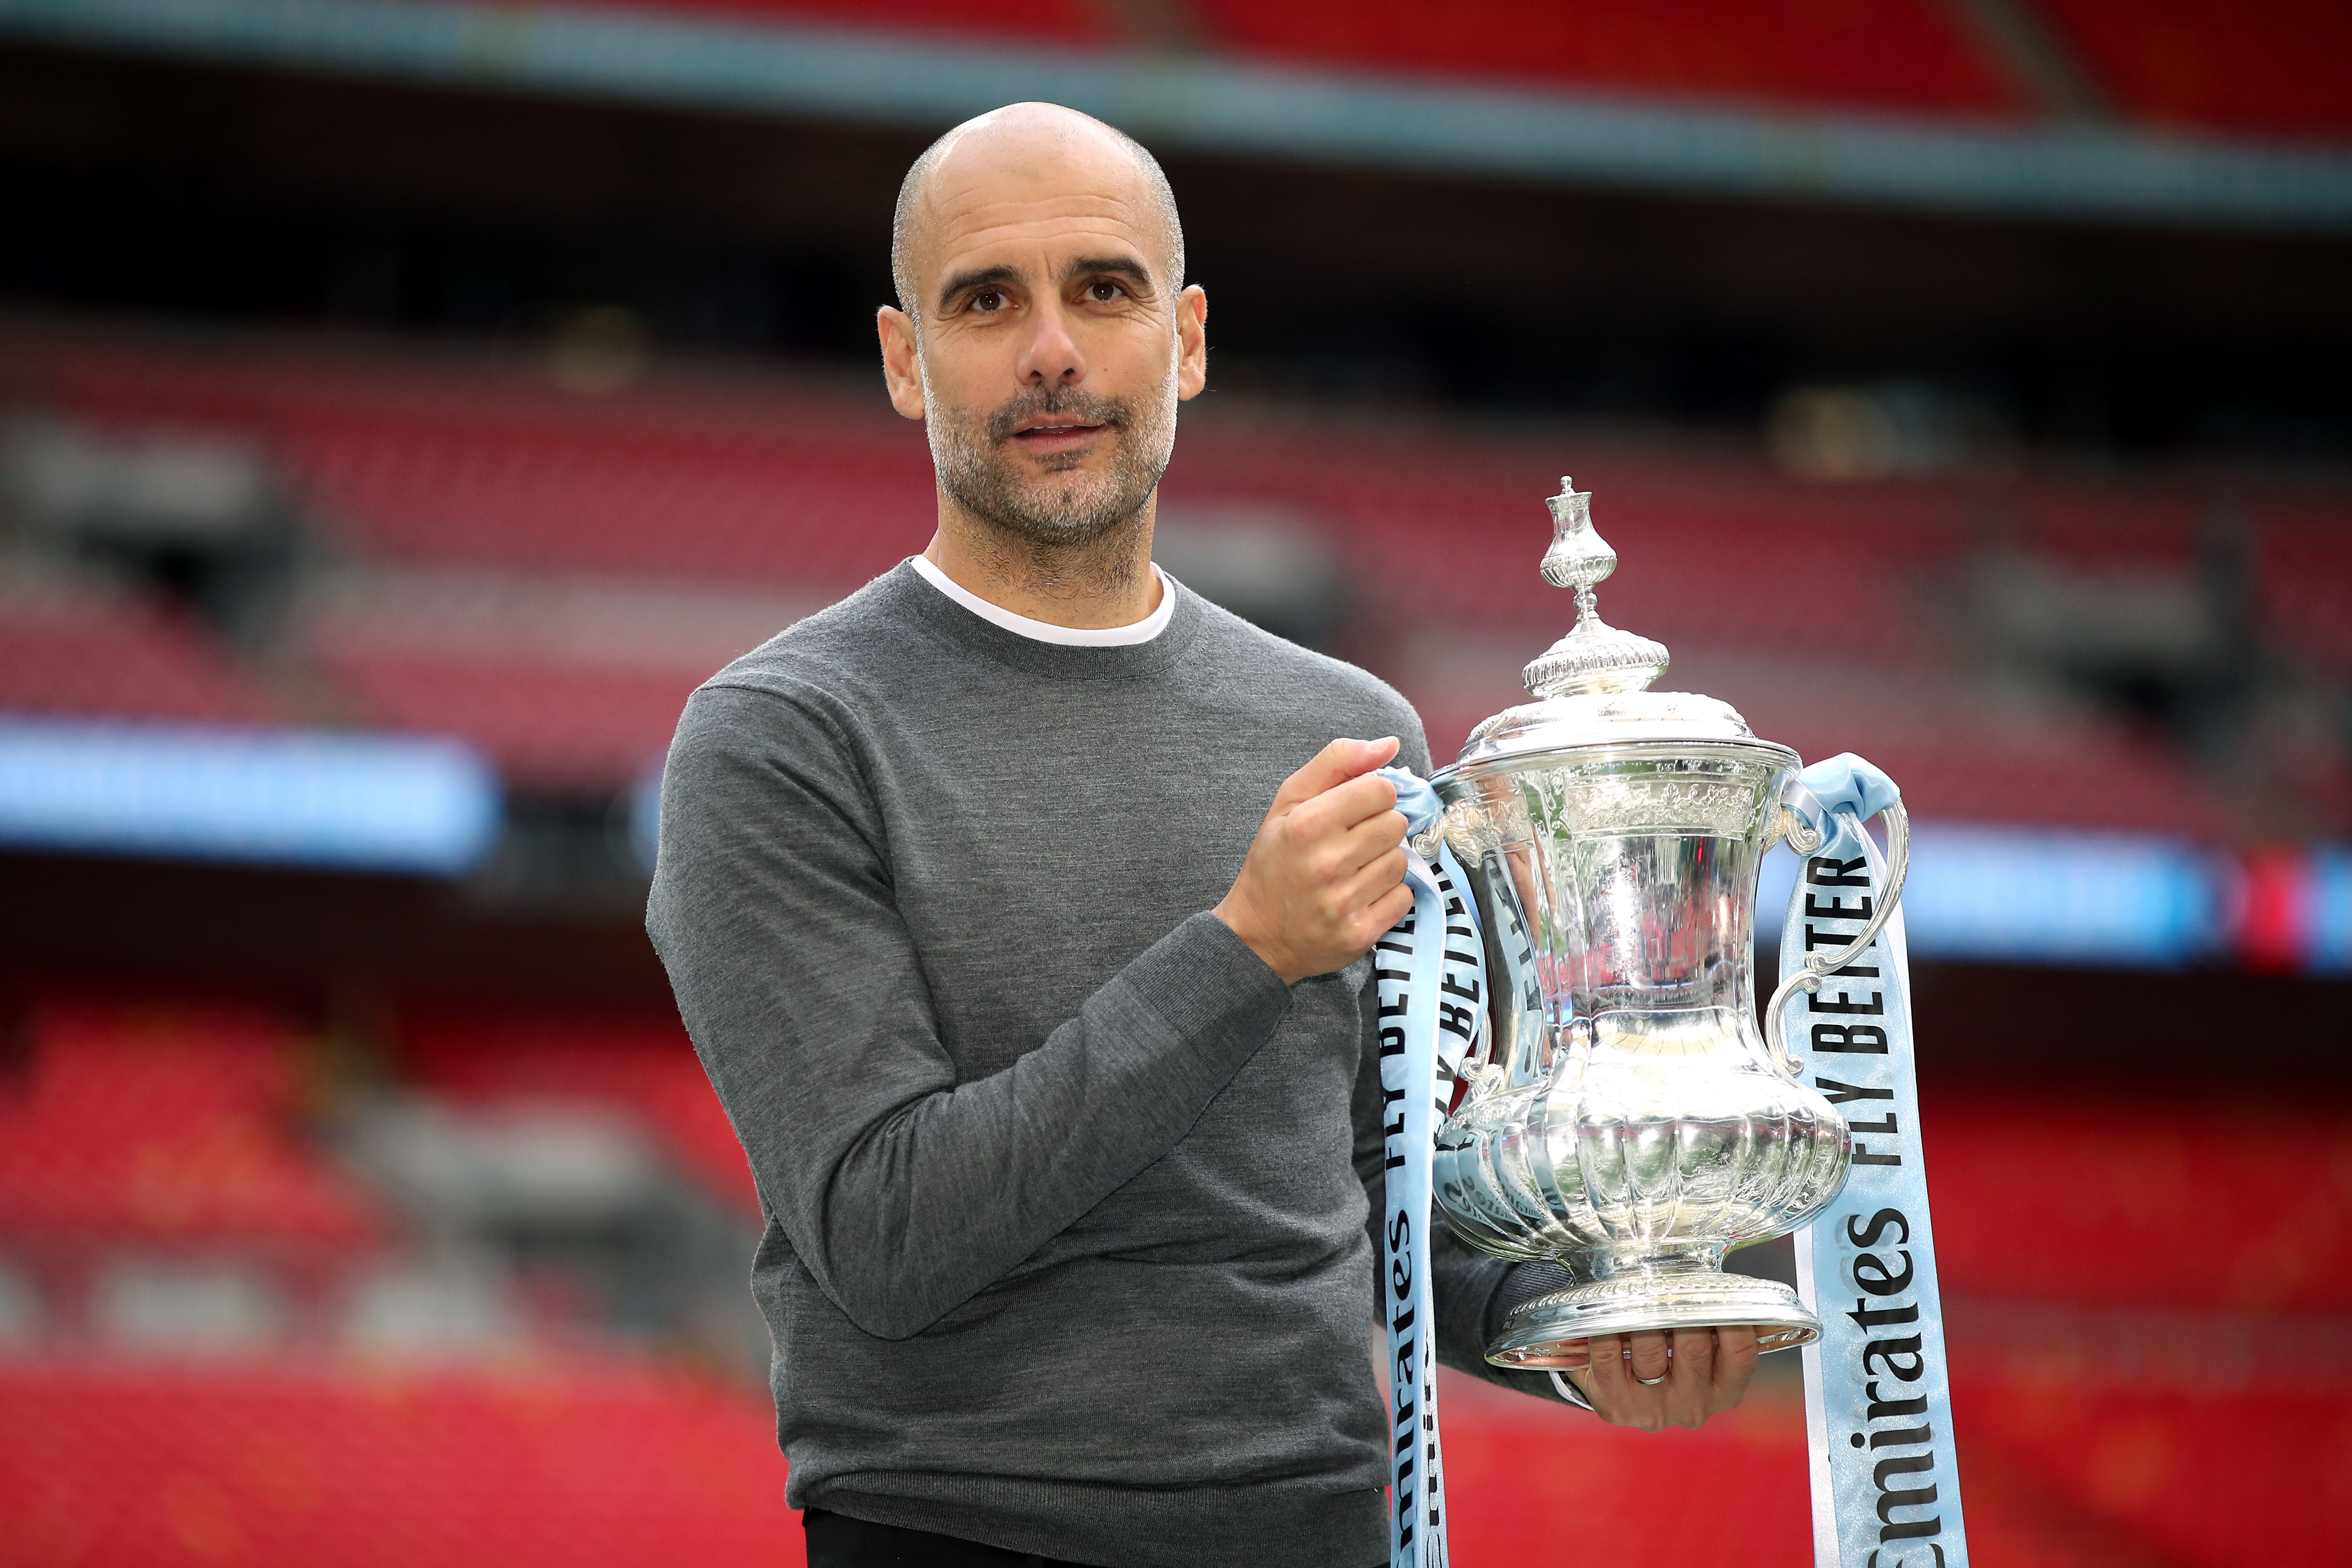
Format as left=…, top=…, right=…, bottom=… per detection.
left=878, top=103, right=1207, bottom=552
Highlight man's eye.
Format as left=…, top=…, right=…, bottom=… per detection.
left=972, top=290, right=1003, bottom=312
left=1088, top=280, right=1125, bottom=302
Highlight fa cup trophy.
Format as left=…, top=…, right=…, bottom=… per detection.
left=1424, top=477, right=1908, bottom=1367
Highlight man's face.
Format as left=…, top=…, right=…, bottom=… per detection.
left=879, top=121, right=1207, bottom=546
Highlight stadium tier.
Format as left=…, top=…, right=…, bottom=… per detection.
left=592, top=0, right=1108, bottom=46
left=12, top=321, right=2348, bottom=849
left=0, top=1002, right=380, bottom=1261
left=2033, top=0, right=2352, bottom=137
left=0, top=997, right=2337, bottom=1568
left=397, top=1009, right=760, bottom=1218
left=0, top=1356, right=803, bottom=1568
left=1188, top=0, right=2021, bottom=116
left=473, top=0, right=2352, bottom=137
left=0, top=581, right=271, bottom=726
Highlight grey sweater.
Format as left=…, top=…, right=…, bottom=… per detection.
left=647, top=563, right=1564, bottom=1568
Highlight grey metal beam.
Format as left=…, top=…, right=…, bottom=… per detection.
left=4, top=0, right=2351, bottom=232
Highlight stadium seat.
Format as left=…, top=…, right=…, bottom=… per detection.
left=319, top=648, right=704, bottom=792
left=1922, top=1091, right=2352, bottom=1311
left=0, top=1000, right=379, bottom=1256
left=1952, top=1368, right=2352, bottom=1567
left=0, top=587, right=270, bottom=725
left=592, top=0, right=1109, bottom=48
left=2033, top=0, right=2352, bottom=138
left=11, top=323, right=2350, bottom=831
left=0, top=1355, right=800, bottom=1568
left=397, top=1010, right=760, bottom=1217
left=1188, top=0, right=2024, bottom=117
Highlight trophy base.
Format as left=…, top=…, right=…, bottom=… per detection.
left=1487, top=1270, right=1819, bottom=1372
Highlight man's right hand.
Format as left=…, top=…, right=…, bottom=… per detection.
left=1214, top=737, right=1414, bottom=985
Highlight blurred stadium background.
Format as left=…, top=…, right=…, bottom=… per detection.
left=0, top=1, right=2349, bottom=1564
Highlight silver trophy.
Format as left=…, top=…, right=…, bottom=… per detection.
left=1426, top=477, right=1907, bottom=1367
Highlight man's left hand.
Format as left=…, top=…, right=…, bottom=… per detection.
left=1562, top=1326, right=1761, bottom=1431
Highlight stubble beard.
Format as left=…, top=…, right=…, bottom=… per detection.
left=925, top=360, right=1177, bottom=567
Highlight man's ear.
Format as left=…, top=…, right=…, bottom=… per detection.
left=1176, top=284, right=1208, bottom=402
left=877, top=305, right=926, bottom=420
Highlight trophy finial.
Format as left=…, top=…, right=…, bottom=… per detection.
left=1523, top=476, right=1671, bottom=700
left=1540, top=476, right=1612, bottom=593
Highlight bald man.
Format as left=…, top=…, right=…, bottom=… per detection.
left=648, top=104, right=1759, bottom=1568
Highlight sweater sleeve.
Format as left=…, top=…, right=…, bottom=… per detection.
left=647, top=680, right=1294, bottom=1342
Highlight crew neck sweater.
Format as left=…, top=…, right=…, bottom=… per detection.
left=906, top=552, right=1175, bottom=645
left=647, top=562, right=1561, bottom=1568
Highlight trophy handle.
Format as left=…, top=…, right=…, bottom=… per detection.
left=1762, top=798, right=1910, bottom=1079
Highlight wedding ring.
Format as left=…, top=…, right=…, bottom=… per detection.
left=1634, top=1373, right=1667, bottom=1386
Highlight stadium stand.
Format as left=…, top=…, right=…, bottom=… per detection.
left=612, top=0, right=1110, bottom=48
left=520, top=0, right=2352, bottom=143
left=0, top=1000, right=378, bottom=1257
left=319, top=649, right=708, bottom=793
left=2033, top=0, right=2352, bottom=138
left=8, top=319, right=2349, bottom=834
left=0, top=579, right=271, bottom=725
left=1189, top=0, right=2024, bottom=117
left=0, top=989, right=2332, bottom=1567
left=0, top=1356, right=802, bottom=1568
left=1928, top=1094, right=2352, bottom=1311
left=396, top=1009, right=759, bottom=1217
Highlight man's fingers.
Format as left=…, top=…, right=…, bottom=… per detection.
left=1585, top=1333, right=1666, bottom=1432
left=1625, top=1329, right=1671, bottom=1384
left=1290, top=773, right=1405, bottom=843
left=1335, top=808, right=1410, bottom=872
left=1269, top=737, right=1399, bottom=814
left=1334, top=854, right=1413, bottom=942
left=1357, top=881, right=1415, bottom=945
left=1670, top=1326, right=1715, bottom=1384
left=1584, top=1334, right=1630, bottom=1400
left=1664, top=1328, right=1715, bottom=1428
left=1710, top=1325, right=1762, bottom=1410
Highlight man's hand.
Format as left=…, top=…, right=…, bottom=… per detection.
left=1214, top=737, right=1413, bottom=985
left=1564, top=1327, right=1762, bottom=1432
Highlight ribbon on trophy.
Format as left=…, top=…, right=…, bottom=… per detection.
left=1371, top=765, right=1484, bottom=1568
left=1778, top=755, right=1970, bottom=1568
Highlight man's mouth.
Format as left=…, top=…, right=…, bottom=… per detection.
left=1009, top=417, right=1110, bottom=451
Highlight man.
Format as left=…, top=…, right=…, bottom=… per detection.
left=648, top=103, right=1759, bottom=1568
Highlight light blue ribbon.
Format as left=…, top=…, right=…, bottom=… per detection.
left=1782, top=755, right=1971, bottom=1568
left=1372, top=765, right=1482, bottom=1568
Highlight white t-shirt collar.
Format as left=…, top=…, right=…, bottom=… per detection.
left=908, top=554, right=1174, bottom=647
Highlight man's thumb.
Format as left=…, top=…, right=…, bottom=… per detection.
left=1271, top=736, right=1400, bottom=812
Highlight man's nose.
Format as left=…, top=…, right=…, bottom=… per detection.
left=1015, top=296, right=1085, bottom=388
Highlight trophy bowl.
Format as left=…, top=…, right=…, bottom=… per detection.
left=1426, top=478, right=1855, bottom=1370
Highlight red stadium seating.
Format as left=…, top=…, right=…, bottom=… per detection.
left=586, top=0, right=1108, bottom=47
left=0, top=588, right=270, bottom=725
left=2034, top=0, right=2352, bottom=139
left=398, top=1009, right=759, bottom=1217
left=31, top=339, right=937, bottom=590
left=11, top=324, right=2352, bottom=829
left=0, top=976, right=2336, bottom=1568
left=1189, top=0, right=2023, bottom=117
left=1922, top=1091, right=2352, bottom=1312
left=319, top=647, right=704, bottom=791
left=0, top=1356, right=801, bottom=1568
left=0, top=1001, right=378, bottom=1255
left=1953, top=1370, right=2352, bottom=1566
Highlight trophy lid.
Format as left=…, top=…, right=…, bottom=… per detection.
left=1443, top=477, right=1779, bottom=777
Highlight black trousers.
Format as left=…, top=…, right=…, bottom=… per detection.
left=801, top=1510, right=1094, bottom=1568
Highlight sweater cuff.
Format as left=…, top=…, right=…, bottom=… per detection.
left=1486, top=1260, right=1590, bottom=1408
left=1116, top=909, right=1294, bottom=1068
